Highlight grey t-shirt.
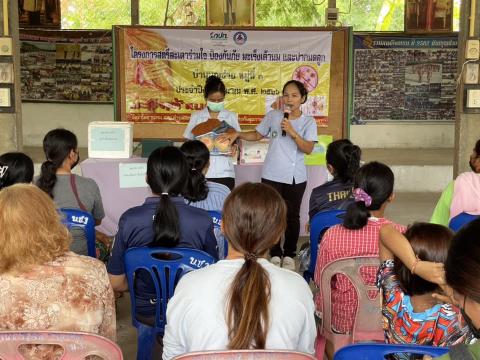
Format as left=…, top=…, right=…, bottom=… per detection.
left=53, top=174, right=105, bottom=255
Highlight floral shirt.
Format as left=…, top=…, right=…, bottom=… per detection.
left=0, top=252, right=116, bottom=341
left=376, top=259, right=472, bottom=360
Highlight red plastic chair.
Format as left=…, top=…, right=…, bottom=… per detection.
left=0, top=331, right=123, bottom=359
left=317, top=256, right=383, bottom=358
left=173, top=350, right=317, bottom=360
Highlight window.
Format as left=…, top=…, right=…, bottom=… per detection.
left=140, top=0, right=205, bottom=26
left=61, top=0, right=131, bottom=29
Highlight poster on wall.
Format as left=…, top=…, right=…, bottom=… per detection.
left=206, top=0, right=255, bottom=26
left=405, top=0, right=453, bottom=32
left=19, top=0, right=61, bottom=28
left=353, top=34, right=457, bottom=122
left=115, top=27, right=332, bottom=125
left=20, top=31, right=113, bottom=103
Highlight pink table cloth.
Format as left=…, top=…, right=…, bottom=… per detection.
left=81, top=158, right=326, bottom=237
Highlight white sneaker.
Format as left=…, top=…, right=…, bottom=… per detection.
left=282, top=256, right=296, bottom=271
left=270, top=256, right=282, bottom=267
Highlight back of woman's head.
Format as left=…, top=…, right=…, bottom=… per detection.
left=326, top=139, right=361, bottom=182
left=223, top=182, right=287, bottom=349
left=180, top=140, right=210, bottom=202
left=0, top=152, right=34, bottom=190
left=0, top=184, right=70, bottom=274
left=37, top=128, right=78, bottom=198
left=395, top=222, right=452, bottom=296
left=147, top=146, right=188, bottom=247
left=445, top=218, right=480, bottom=303
left=343, top=161, right=394, bottom=230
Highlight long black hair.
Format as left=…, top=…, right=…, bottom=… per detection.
left=0, top=152, right=34, bottom=190
left=326, top=139, right=361, bottom=183
left=147, top=146, right=188, bottom=247
left=343, top=161, right=394, bottom=230
left=37, top=129, right=78, bottom=198
left=180, top=140, right=210, bottom=202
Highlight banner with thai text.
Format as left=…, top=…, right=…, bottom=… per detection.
left=118, top=28, right=332, bottom=125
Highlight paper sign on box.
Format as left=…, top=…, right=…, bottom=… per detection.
left=119, top=163, right=148, bottom=188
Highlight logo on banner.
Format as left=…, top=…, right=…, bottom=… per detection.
left=233, top=31, right=247, bottom=45
left=210, top=32, right=228, bottom=41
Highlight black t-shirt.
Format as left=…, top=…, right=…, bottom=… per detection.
left=308, top=178, right=354, bottom=220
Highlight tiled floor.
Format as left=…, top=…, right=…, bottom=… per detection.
left=115, top=190, right=442, bottom=358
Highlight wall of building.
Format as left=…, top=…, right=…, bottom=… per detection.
left=22, top=102, right=455, bottom=150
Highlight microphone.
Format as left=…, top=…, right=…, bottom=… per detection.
left=282, top=107, right=291, bottom=137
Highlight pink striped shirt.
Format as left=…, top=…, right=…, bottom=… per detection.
left=314, top=217, right=405, bottom=333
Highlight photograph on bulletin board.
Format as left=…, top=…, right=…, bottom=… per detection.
left=19, top=0, right=61, bottom=28
left=207, top=0, right=255, bottom=26
left=405, top=0, right=453, bottom=32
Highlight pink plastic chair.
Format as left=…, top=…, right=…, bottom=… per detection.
left=0, top=331, right=123, bottom=359
left=174, top=350, right=316, bottom=360
left=317, top=256, right=384, bottom=358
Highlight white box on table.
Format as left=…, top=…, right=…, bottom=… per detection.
left=88, top=122, right=133, bottom=159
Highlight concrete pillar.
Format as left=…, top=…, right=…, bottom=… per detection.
left=0, top=0, right=22, bottom=153
left=454, top=0, right=480, bottom=175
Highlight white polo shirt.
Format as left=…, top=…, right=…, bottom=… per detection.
left=162, top=258, right=316, bottom=360
left=184, top=108, right=241, bottom=179
left=256, top=110, right=318, bottom=184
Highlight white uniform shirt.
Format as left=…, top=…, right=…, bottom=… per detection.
left=184, top=108, right=241, bottom=179
left=256, top=110, right=318, bottom=185
left=162, top=258, right=316, bottom=359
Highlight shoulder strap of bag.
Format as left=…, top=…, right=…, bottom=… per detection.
left=448, top=344, right=476, bottom=360
left=69, top=174, right=87, bottom=212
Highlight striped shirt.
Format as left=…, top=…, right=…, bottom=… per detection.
left=314, top=217, right=405, bottom=333
left=189, top=181, right=230, bottom=212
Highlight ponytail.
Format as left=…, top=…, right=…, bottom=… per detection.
left=227, top=259, right=271, bottom=349
left=344, top=144, right=361, bottom=182
left=343, top=161, right=394, bottom=230
left=152, top=193, right=181, bottom=247
left=37, top=160, right=59, bottom=198
left=223, top=183, right=287, bottom=349
left=146, top=146, right=188, bottom=248
left=180, top=140, right=210, bottom=203
left=343, top=201, right=370, bottom=230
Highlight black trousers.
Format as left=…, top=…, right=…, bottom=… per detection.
left=262, top=178, right=307, bottom=258
left=207, top=177, right=235, bottom=191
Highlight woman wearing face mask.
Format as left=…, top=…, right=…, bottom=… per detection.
left=37, top=128, right=105, bottom=256
left=183, top=75, right=241, bottom=190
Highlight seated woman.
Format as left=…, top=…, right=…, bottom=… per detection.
left=431, top=138, right=480, bottom=225
left=107, top=146, right=218, bottom=317
left=180, top=140, right=230, bottom=211
left=36, top=128, right=105, bottom=256
left=381, top=219, right=480, bottom=360
left=0, top=184, right=115, bottom=340
left=314, top=161, right=405, bottom=358
left=378, top=222, right=471, bottom=359
left=309, top=139, right=361, bottom=219
left=162, top=182, right=316, bottom=359
left=0, top=152, right=34, bottom=190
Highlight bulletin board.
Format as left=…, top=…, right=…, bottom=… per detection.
left=353, top=33, right=458, bottom=122
left=20, top=29, right=113, bottom=103
left=113, top=26, right=351, bottom=141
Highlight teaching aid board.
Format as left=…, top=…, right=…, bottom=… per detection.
left=113, top=26, right=351, bottom=141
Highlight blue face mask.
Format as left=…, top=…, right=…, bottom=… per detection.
left=207, top=101, right=224, bottom=113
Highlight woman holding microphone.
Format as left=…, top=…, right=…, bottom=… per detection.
left=223, top=80, right=317, bottom=270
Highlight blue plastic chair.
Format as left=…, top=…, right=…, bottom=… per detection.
left=59, top=208, right=96, bottom=258
left=304, top=209, right=346, bottom=282
left=449, top=212, right=479, bottom=232
left=124, top=247, right=215, bottom=360
left=208, top=210, right=228, bottom=259
left=333, top=343, right=449, bottom=360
